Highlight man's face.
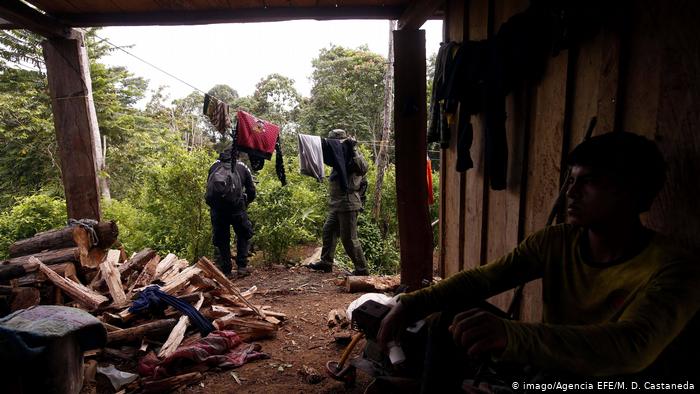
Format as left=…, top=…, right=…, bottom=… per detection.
left=566, top=165, right=633, bottom=227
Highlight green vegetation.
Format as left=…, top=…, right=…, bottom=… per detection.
left=0, top=29, right=439, bottom=274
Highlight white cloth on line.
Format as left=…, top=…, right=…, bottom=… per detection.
left=298, top=133, right=324, bottom=181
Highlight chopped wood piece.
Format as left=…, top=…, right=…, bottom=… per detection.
left=120, top=248, right=156, bottom=277
left=197, top=257, right=263, bottom=317
left=101, top=322, right=122, bottom=332
left=11, top=287, right=41, bottom=311
left=327, top=308, right=349, bottom=328
left=159, top=259, right=189, bottom=283
left=154, top=253, right=178, bottom=280
left=36, top=258, right=108, bottom=310
left=344, top=275, right=401, bottom=293
left=2, top=247, right=80, bottom=270
left=160, top=266, right=202, bottom=295
left=141, top=372, right=203, bottom=393
left=73, top=226, right=97, bottom=269
left=100, top=250, right=127, bottom=306
left=93, top=248, right=157, bottom=290
left=8, top=221, right=118, bottom=258
left=127, top=255, right=160, bottom=295
left=158, top=293, right=205, bottom=358
left=213, top=313, right=278, bottom=333
left=12, top=262, right=77, bottom=286
left=0, top=264, right=28, bottom=281
left=103, top=347, right=137, bottom=360
left=239, top=307, right=286, bottom=319
left=106, top=318, right=177, bottom=343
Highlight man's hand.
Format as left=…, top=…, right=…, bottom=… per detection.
left=377, top=301, right=411, bottom=350
left=449, top=308, right=507, bottom=357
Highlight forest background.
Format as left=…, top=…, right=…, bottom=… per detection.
left=0, top=28, right=439, bottom=275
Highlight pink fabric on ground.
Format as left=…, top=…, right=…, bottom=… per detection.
left=138, top=330, right=269, bottom=379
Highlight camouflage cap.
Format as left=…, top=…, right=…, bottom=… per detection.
left=328, top=129, right=348, bottom=140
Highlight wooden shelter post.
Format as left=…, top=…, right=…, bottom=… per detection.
left=393, top=29, right=432, bottom=291
left=42, top=30, right=102, bottom=221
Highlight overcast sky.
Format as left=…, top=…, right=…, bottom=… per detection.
left=99, top=20, right=443, bottom=104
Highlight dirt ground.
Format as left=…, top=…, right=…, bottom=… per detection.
left=87, top=245, right=379, bottom=394
left=177, top=263, right=374, bottom=394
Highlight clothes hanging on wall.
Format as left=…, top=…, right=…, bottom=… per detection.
left=298, top=134, right=325, bottom=182
left=427, top=3, right=560, bottom=191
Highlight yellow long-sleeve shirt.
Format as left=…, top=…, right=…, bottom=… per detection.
left=400, top=224, right=700, bottom=376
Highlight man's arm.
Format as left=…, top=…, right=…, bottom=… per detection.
left=499, top=258, right=700, bottom=376
left=238, top=162, right=256, bottom=204
left=400, top=231, right=546, bottom=317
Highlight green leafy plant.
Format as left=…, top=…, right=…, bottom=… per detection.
left=0, top=194, right=67, bottom=258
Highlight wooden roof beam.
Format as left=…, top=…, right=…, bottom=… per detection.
left=48, top=6, right=404, bottom=27
left=398, top=0, right=444, bottom=30
left=0, top=0, right=73, bottom=39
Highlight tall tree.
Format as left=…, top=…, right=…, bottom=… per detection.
left=251, top=73, right=301, bottom=126
left=372, top=20, right=396, bottom=221
left=300, top=45, right=385, bottom=142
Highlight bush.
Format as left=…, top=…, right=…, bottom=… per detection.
left=0, top=194, right=67, bottom=258
left=103, top=145, right=215, bottom=262
left=247, top=154, right=326, bottom=263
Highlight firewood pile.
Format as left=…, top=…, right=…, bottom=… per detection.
left=0, top=221, right=285, bottom=392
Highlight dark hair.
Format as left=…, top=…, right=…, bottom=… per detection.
left=567, top=131, right=666, bottom=212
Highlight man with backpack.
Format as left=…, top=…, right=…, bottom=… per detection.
left=206, top=148, right=256, bottom=277
left=308, top=129, right=370, bottom=276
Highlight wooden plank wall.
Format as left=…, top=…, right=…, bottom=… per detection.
left=439, top=0, right=700, bottom=321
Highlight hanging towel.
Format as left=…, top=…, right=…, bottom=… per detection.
left=236, top=110, right=279, bottom=159
left=203, top=94, right=231, bottom=134
left=298, top=134, right=324, bottom=181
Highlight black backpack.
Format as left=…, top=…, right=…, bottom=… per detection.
left=205, top=162, right=243, bottom=207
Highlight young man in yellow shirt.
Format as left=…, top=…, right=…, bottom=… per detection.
left=378, top=132, right=699, bottom=392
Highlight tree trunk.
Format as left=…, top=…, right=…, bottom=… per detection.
left=99, top=134, right=111, bottom=200
left=372, top=20, right=396, bottom=222
left=8, top=221, right=118, bottom=257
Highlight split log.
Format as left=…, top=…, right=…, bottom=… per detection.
left=36, top=258, right=108, bottom=310
left=213, top=313, right=278, bottom=333
left=0, top=264, right=28, bottom=281
left=197, top=257, right=263, bottom=317
left=15, top=262, right=78, bottom=287
left=100, top=250, right=127, bottom=306
left=141, top=372, right=203, bottom=393
left=11, top=287, right=40, bottom=311
left=92, top=249, right=157, bottom=291
left=160, top=266, right=202, bottom=295
left=154, top=253, right=178, bottom=280
left=345, top=275, right=400, bottom=293
left=2, top=247, right=80, bottom=270
left=158, top=293, right=205, bottom=358
left=127, top=255, right=160, bottom=295
left=159, top=259, right=189, bottom=283
left=8, top=221, right=118, bottom=258
left=106, top=318, right=176, bottom=343
left=119, top=248, right=156, bottom=277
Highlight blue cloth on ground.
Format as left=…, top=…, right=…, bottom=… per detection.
left=129, top=286, right=214, bottom=336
